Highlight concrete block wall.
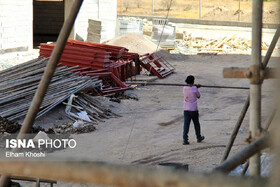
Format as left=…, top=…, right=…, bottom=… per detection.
left=33, top=0, right=64, bottom=35
left=65, top=0, right=117, bottom=42
left=0, top=0, right=33, bottom=53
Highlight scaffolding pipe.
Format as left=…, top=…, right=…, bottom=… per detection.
left=262, top=24, right=280, bottom=68
left=249, top=0, right=263, bottom=176
left=241, top=107, right=277, bottom=175
left=214, top=135, right=270, bottom=173
left=0, top=161, right=268, bottom=187
left=269, top=63, right=280, bottom=187
left=0, top=0, right=84, bottom=186
left=18, top=0, right=83, bottom=138
left=220, top=22, right=280, bottom=164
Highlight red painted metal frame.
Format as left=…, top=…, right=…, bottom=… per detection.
left=139, top=53, right=175, bottom=79
left=82, top=71, right=128, bottom=95
left=39, top=40, right=142, bottom=95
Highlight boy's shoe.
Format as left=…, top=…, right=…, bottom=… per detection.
left=183, top=140, right=190, bottom=145
left=197, top=136, right=205, bottom=143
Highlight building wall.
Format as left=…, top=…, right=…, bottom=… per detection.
left=0, top=0, right=33, bottom=53
left=65, top=0, right=117, bottom=42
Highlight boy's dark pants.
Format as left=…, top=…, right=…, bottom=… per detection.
left=183, top=110, right=202, bottom=141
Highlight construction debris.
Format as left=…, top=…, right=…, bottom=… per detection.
left=140, top=53, right=175, bottom=79
left=0, top=57, right=101, bottom=121
left=0, top=116, right=21, bottom=134
left=65, top=93, right=120, bottom=123
left=180, top=33, right=270, bottom=52
left=53, top=122, right=96, bottom=134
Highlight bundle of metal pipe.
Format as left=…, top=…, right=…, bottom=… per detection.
left=0, top=57, right=102, bottom=121
left=71, top=93, right=121, bottom=122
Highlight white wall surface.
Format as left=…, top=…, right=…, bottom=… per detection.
left=72, top=0, right=117, bottom=42
left=0, top=0, right=33, bottom=52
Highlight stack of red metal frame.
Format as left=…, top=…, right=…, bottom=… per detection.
left=39, top=40, right=140, bottom=80
left=39, top=40, right=142, bottom=95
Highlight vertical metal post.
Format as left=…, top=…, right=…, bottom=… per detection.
left=238, top=0, right=241, bottom=21
left=199, top=0, right=202, bottom=19
left=249, top=0, right=263, bottom=176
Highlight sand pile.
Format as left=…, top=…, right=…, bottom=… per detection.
left=103, top=33, right=161, bottom=55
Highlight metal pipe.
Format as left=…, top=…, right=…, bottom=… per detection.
left=215, top=135, right=270, bottom=173
left=262, top=24, right=280, bottom=68
left=221, top=95, right=249, bottom=163
left=0, top=161, right=268, bottom=187
left=269, top=46, right=280, bottom=187
left=220, top=23, right=280, bottom=163
left=241, top=107, right=277, bottom=176
left=18, top=0, right=83, bottom=135
left=249, top=0, right=263, bottom=176
left=126, top=81, right=250, bottom=90
left=0, top=0, right=84, bottom=186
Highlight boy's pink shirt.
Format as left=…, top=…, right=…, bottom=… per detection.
left=183, top=86, right=200, bottom=111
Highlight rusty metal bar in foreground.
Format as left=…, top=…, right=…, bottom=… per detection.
left=0, top=161, right=267, bottom=187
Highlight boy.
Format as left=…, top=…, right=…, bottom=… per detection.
left=183, top=75, right=205, bottom=145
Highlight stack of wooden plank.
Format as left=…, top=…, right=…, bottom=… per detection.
left=0, top=57, right=101, bottom=121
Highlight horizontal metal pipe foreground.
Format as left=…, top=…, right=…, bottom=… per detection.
left=126, top=81, right=250, bottom=90
left=0, top=161, right=267, bottom=187
left=214, top=135, right=271, bottom=173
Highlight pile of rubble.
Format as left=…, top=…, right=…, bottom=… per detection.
left=180, top=33, right=270, bottom=53
left=0, top=116, right=21, bottom=134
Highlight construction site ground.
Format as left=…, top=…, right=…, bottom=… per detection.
left=4, top=53, right=279, bottom=187
left=1, top=25, right=279, bottom=186
left=46, top=52, right=277, bottom=171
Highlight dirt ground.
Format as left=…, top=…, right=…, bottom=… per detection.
left=11, top=51, right=275, bottom=187
left=3, top=53, right=279, bottom=186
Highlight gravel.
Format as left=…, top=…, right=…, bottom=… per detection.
left=0, top=49, right=39, bottom=71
